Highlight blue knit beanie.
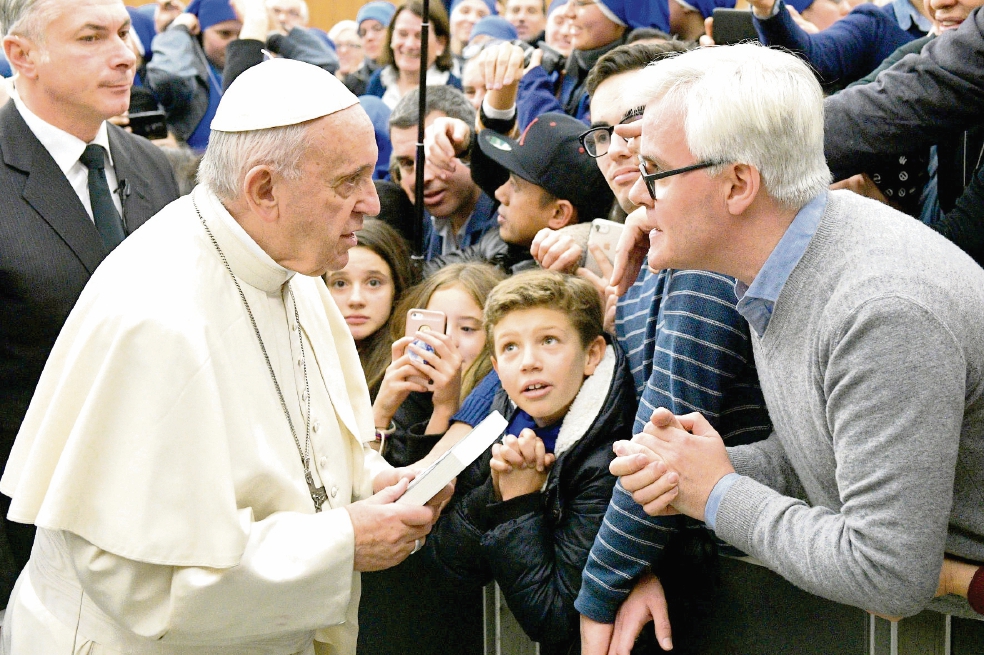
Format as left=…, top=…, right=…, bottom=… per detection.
left=469, top=15, right=518, bottom=41
left=547, top=0, right=567, bottom=15
left=356, top=1, right=398, bottom=28
left=126, top=6, right=157, bottom=58
left=450, top=0, right=498, bottom=16
left=185, top=0, right=238, bottom=32
left=597, top=0, right=671, bottom=30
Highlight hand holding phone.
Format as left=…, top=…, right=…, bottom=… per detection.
left=585, top=219, right=625, bottom=279
left=405, top=309, right=447, bottom=385
left=711, top=9, right=760, bottom=46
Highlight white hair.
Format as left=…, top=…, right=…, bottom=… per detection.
left=328, top=19, right=358, bottom=42
left=197, top=123, right=311, bottom=202
left=265, top=0, right=309, bottom=24
left=1, top=0, right=62, bottom=42
left=629, top=43, right=831, bottom=210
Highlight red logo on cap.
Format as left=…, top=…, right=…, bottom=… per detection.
left=518, top=117, right=539, bottom=147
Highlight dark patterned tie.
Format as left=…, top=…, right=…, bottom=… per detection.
left=79, top=144, right=125, bottom=251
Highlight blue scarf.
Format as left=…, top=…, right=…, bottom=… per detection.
left=505, top=410, right=561, bottom=454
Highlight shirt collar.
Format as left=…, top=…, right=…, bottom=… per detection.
left=892, top=0, right=932, bottom=32
left=11, top=77, right=112, bottom=175
left=195, top=186, right=295, bottom=294
left=735, top=190, right=827, bottom=337
left=428, top=192, right=493, bottom=251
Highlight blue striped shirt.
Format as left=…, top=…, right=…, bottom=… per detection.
left=575, top=267, right=773, bottom=623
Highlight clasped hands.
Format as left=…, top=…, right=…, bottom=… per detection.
left=612, top=408, right=735, bottom=522
left=490, top=429, right=555, bottom=501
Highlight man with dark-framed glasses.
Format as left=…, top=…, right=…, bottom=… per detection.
left=599, top=42, right=984, bottom=649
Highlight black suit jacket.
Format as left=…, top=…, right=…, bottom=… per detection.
left=0, top=101, right=180, bottom=467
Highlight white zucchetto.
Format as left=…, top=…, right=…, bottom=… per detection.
left=210, top=58, right=359, bottom=133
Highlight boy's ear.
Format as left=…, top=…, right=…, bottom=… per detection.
left=582, top=335, right=606, bottom=376
left=547, top=199, right=576, bottom=230
left=490, top=355, right=499, bottom=374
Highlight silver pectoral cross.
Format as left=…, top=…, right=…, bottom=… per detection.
left=305, top=469, right=329, bottom=512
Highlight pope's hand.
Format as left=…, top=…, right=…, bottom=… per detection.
left=345, top=476, right=451, bottom=571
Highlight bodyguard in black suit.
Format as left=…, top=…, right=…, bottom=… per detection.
left=0, top=0, right=180, bottom=605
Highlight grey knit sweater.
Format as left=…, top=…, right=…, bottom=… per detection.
left=715, top=190, right=984, bottom=617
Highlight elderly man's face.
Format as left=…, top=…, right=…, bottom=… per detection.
left=9, top=0, right=135, bottom=138
left=628, top=104, right=726, bottom=273
left=274, top=108, right=381, bottom=276
left=268, top=0, right=307, bottom=31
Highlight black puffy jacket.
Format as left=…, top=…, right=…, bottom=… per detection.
left=423, top=337, right=635, bottom=655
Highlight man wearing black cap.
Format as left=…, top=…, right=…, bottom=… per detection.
left=423, top=110, right=613, bottom=274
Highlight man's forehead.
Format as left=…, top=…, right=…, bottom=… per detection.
left=53, top=0, right=130, bottom=26
left=507, top=0, right=545, bottom=11
left=639, top=102, right=682, bottom=160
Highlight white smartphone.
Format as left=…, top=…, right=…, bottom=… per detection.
left=585, top=219, right=625, bottom=278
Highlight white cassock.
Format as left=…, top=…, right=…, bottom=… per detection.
left=0, top=186, right=391, bottom=654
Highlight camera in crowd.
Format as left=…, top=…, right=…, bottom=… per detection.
left=515, top=40, right=566, bottom=77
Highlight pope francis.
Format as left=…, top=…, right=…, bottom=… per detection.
left=0, top=58, right=448, bottom=653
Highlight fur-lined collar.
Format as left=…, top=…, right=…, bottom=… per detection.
left=553, top=344, right=616, bottom=457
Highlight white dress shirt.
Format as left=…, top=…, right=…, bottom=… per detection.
left=9, top=78, right=124, bottom=220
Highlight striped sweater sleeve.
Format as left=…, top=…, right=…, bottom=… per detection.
left=576, top=269, right=772, bottom=622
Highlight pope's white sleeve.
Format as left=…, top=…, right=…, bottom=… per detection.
left=361, top=444, right=393, bottom=493
left=66, top=507, right=357, bottom=643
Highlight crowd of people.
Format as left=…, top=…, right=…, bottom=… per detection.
left=0, top=0, right=983, bottom=653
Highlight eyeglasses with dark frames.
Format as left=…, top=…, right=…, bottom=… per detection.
left=578, top=110, right=644, bottom=159
left=638, top=157, right=723, bottom=199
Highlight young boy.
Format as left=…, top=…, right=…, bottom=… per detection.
left=423, top=270, right=635, bottom=655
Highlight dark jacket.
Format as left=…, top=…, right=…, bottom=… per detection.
left=423, top=338, right=635, bottom=655
left=379, top=390, right=437, bottom=467
left=145, top=25, right=212, bottom=144
left=516, top=32, right=628, bottom=128
left=825, top=9, right=984, bottom=181
left=221, top=29, right=340, bottom=92
left=0, top=101, right=180, bottom=602
left=824, top=13, right=984, bottom=258
left=754, top=0, right=916, bottom=89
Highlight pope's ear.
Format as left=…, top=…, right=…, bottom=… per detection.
left=241, top=166, right=279, bottom=222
